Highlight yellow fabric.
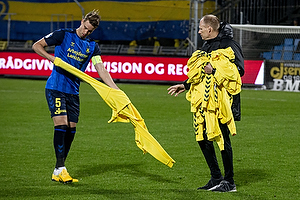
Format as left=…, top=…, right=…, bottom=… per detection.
left=186, top=47, right=241, bottom=151
left=53, top=57, right=175, bottom=168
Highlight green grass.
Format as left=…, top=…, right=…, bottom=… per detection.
left=0, top=78, right=299, bottom=200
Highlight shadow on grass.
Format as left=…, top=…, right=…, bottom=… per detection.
left=235, top=168, right=269, bottom=186
left=0, top=167, right=269, bottom=200
left=75, top=163, right=178, bottom=184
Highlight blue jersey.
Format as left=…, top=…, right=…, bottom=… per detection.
left=44, top=29, right=101, bottom=95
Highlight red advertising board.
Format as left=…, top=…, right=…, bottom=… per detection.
left=0, top=52, right=263, bottom=84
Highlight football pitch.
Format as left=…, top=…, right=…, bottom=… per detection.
left=0, top=78, right=299, bottom=200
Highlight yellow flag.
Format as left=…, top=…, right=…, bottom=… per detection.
left=53, top=58, right=175, bottom=168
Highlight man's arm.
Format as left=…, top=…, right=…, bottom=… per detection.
left=229, top=41, right=245, bottom=77
left=32, top=38, right=55, bottom=62
left=94, top=62, right=119, bottom=90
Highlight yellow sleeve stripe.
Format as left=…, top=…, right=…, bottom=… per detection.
left=92, top=55, right=103, bottom=65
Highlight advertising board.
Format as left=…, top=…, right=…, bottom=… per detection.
left=0, top=52, right=263, bottom=85
left=264, top=60, right=300, bottom=92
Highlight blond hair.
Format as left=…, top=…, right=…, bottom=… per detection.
left=83, top=10, right=101, bottom=28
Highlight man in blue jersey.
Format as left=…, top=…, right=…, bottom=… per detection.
left=32, top=10, right=119, bottom=183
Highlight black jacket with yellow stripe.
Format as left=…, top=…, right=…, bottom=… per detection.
left=184, top=22, right=244, bottom=121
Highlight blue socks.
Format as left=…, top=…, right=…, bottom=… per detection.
left=54, top=125, right=68, bottom=168
left=64, top=127, right=76, bottom=159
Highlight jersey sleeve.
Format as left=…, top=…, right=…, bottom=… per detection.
left=44, top=29, right=65, bottom=47
left=230, top=41, right=245, bottom=77
left=92, top=43, right=101, bottom=57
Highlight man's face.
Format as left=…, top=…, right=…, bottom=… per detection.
left=198, top=19, right=211, bottom=40
left=77, top=20, right=96, bottom=39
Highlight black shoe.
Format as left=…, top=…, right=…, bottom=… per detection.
left=197, top=176, right=224, bottom=190
left=210, top=180, right=237, bottom=192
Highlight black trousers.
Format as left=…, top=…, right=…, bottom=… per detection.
left=198, top=121, right=234, bottom=184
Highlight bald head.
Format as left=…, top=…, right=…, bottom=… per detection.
left=198, top=15, right=220, bottom=40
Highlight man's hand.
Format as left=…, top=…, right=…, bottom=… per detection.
left=204, top=63, right=213, bottom=74
left=167, top=84, right=185, bottom=97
